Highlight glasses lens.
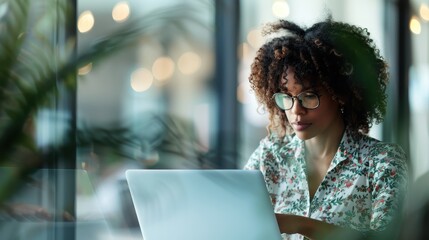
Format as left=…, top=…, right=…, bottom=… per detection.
left=274, top=93, right=293, bottom=110
left=299, top=92, right=319, bottom=109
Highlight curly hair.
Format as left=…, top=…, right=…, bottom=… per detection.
left=249, top=18, right=389, bottom=137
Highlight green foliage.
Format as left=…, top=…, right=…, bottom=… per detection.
left=0, top=0, right=210, bottom=202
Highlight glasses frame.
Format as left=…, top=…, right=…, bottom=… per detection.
left=272, top=91, right=321, bottom=110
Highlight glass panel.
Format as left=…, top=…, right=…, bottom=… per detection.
left=6, top=0, right=425, bottom=239
left=404, top=2, right=429, bottom=238
left=0, top=168, right=112, bottom=240
left=1, top=0, right=78, bottom=239
left=74, top=0, right=391, bottom=238
left=409, top=0, right=429, bottom=180
left=76, top=0, right=215, bottom=237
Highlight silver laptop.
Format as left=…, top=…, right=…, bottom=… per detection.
left=125, top=169, right=282, bottom=240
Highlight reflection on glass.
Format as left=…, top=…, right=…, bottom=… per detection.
left=0, top=168, right=114, bottom=240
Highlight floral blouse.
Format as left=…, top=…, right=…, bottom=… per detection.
left=244, top=128, right=408, bottom=240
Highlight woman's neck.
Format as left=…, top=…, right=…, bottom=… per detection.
left=304, top=121, right=345, bottom=164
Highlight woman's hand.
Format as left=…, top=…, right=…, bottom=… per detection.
left=275, top=213, right=341, bottom=239
left=275, top=213, right=304, bottom=234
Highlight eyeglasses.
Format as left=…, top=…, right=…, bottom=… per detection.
left=273, top=91, right=320, bottom=110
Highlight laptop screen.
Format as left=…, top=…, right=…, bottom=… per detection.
left=126, top=169, right=282, bottom=240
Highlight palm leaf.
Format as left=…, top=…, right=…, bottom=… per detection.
left=0, top=0, right=211, bottom=202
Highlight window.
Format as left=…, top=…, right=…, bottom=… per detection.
left=1, top=0, right=418, bottom=239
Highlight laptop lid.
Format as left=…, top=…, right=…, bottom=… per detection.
left=125, top=169, right=282, bottom=240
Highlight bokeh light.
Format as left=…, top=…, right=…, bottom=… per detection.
left=410, top=17, right=422, bottom=34
left=112, top=1, right=130, bottom=22
left=130, top=68, right=153, bottom=92
left=237, top=81, right=250, bottom=104
left=420, top=4, right=429, bottom=21
left=152, top=57, right=175, bottom=81
left=247, top=29, right=264, bottom=49
left=178, top=52, right=202, bottom=75
left=78, top=11, right=95, bottom=33
left=78, top=63, right=92, bottom=75
left=272, top=0, right=290, bottom=18
left=238, top=42, right=251, bottom=59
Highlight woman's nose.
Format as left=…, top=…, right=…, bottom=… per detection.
left=288, top=98, right=306, bottom=115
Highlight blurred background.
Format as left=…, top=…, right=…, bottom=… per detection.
left=1, top=0, right=428, bottom=239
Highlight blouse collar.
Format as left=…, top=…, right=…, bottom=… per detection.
left=290, top=127, right=362, bottom=172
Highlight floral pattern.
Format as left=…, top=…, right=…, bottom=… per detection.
left=244, top=128, right=408, bottom=240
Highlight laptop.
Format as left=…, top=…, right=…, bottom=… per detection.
left=125, top=169, right=282, bottom=240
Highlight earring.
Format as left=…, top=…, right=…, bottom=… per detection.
left=340, top=107, right=344, bottom=114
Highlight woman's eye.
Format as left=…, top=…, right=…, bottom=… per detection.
left=303, top=92, right=317, bottom=97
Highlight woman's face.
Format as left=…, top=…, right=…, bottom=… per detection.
left=282, top=68, right=344, bottom=140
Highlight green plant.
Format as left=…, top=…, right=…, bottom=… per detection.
left=0, top=0, right=210, bottom=204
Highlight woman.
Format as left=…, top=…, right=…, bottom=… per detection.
left=244, top=18, right=408, bottom=240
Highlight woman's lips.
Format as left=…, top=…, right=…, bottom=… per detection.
left=292, top=122, right=311, bottom=131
